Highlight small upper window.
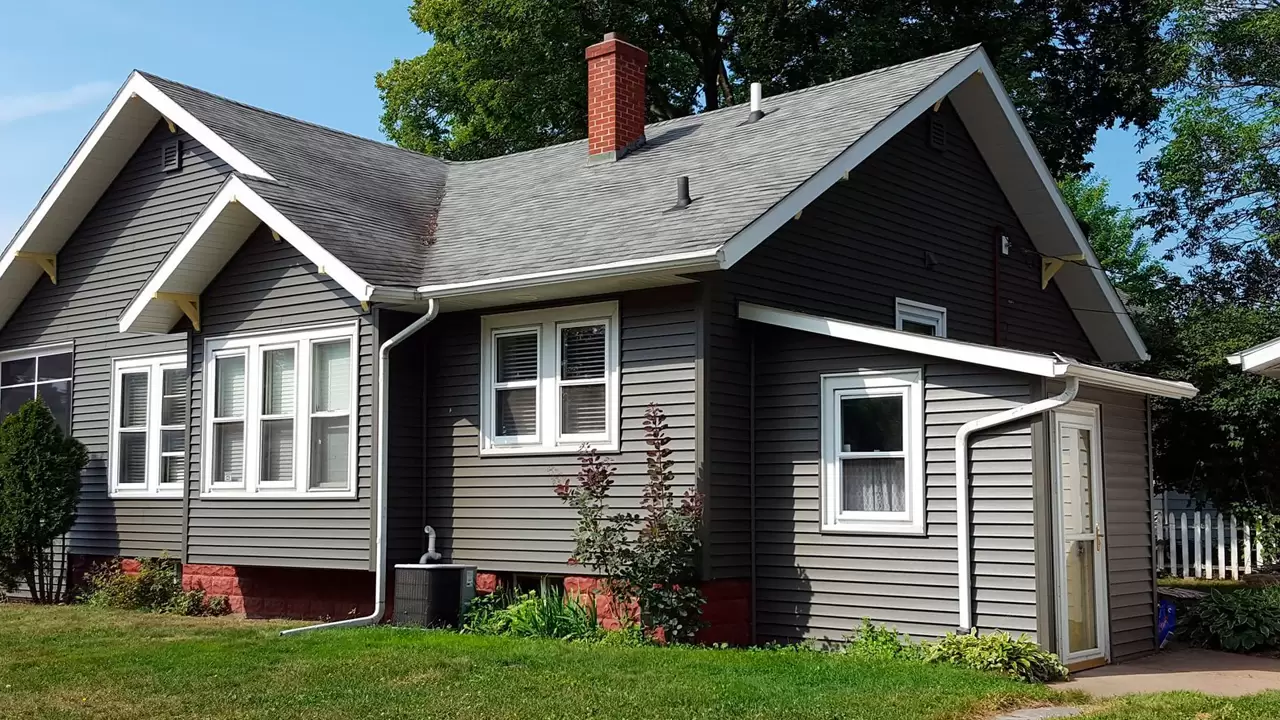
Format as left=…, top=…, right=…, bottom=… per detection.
left=895, top=298, right=947, bottom=338
left=821, top=369, right=924, bottom=534
left=110, top=354, right=187, bottom=497
left=481, top=302, right=619, bottom=454
left=0, top=346, right=73, bottom=433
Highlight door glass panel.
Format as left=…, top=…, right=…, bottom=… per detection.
left=1059, top=427, right=1094, bottom=535
left=1066, top=539, right=1098, bottom=654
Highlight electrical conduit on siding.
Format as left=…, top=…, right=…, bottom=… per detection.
left=953, top=377, right=1078, bottom=631
left=281, top=299, right=439, bottom=636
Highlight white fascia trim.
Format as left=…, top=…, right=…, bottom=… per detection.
left=739, top=301, right=1060, bottom=377
left=739, top=302, right=1198, bottom=399
left=415, top=249, right=720, bottom=297
left=715, top=48, right=1148, bottom=363
left=119, top=176, right=375, bottom=333
left=1228, top=336, right=1280, bottom=375
left=0, top=72, right=273, bottom=282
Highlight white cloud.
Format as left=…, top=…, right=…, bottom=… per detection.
left=0, top=81, right=117, bottom=125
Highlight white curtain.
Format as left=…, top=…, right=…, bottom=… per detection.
left=841, top=458, right=906, bottom=512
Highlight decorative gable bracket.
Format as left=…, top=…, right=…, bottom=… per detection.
left=154, top=292, right=200, bottom=331
left=1041, top=254, right=1085, bottom=289
left=15, top=252, right=56, bottom=284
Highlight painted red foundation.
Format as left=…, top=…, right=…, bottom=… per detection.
left=476, top=572, right=752, bottom=646
left=182, top=564, right=375, bottom=619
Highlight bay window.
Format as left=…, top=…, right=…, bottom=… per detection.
left=480, top=302, right=619, bottom=454
left=203, top=324, right=357, bottom=497
left=110, top=354, right=187, bottom=497
left=820, top=369, right=925, bottom=534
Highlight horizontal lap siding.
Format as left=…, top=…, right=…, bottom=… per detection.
left=382, top=310, right=427, bottom=565
left=423, top=287, right=698, bottom=574
left=1079, top=386, right=1154, bottom=660
left=705, top=282, right=752, bottom=579
left=752, top=325, right=1037, bottom=643
left=723, top=102, right=1094, bottom=360
left=0, top=122, right=229, bottom=559
left=186, top=226, right=374, bottom=570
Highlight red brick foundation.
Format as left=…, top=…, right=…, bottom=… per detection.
left=476, top=572, right=752, bottom=645
left=182, top=564, right=375, bottom=619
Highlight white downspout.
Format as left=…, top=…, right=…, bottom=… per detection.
left=954, top=376, right=1078, bottom=631
left=282, top=298, right=440, bottom=636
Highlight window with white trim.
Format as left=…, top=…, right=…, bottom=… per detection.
left=110, top=355, right=187, bottom=497
left=821, top=369, right=925, bottom=534
left=203, top=324, right=357, bottom=496
left=480, top=302, right=619, bottom=454
left=895, top=298, right=947, bottom=337
left=1, top=346, right=73, bottom=432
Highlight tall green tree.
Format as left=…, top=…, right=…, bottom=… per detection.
left=377, top=0, right=1179, bottom=172
left=1139, top=0, right=1280, bottom=262
left=1059, top=174, right=1166, bottom=306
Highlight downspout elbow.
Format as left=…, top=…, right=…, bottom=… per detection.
left=954, top=377, right=1079, bottom=632
left=282, top=298, right=440, bottom=636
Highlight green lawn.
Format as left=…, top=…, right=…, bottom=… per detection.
left=2, top=604, right=1280, bottom=720
left=1156, top=576, right=1250, bottom=591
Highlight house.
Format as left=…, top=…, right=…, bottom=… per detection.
left=0, top=35, right=1196, bottom=669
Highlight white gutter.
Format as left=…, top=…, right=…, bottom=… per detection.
left=282, top=298, right=440, bottom=636
left=954, top=377, right=1079, bottom=631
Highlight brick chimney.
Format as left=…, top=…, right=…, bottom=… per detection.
left=586, top=32, right=649, bottom=162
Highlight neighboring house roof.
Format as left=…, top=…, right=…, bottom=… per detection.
left=1228, top=337, right=1280, bottom=378
left=1, top=45, right=1148, bottom=362
left=741, top=303, right=1197, bottom=398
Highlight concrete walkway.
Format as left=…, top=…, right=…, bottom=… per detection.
left=1055, top=646, right=1280, bottom=697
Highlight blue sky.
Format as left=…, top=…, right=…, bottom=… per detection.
left=0, top=1, right=1149, bottom=245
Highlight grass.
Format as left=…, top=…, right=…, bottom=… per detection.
left=1157, top=576, right=1250, bottom=591
left=0, top=604, right=1068, bottom=720
left=1082, top=692, right=1280, bottom=719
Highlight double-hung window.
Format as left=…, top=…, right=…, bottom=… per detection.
left=204, top=324, right=356, bottom=497
left=110, top=354, right=188, bottom=497
left=895, top=298, right=947, bottom=337
left=820, top=369, right=924, bottom=534
left=0, top=345, right=73, bottom=432
left=480, top=302, right=619, bottom=454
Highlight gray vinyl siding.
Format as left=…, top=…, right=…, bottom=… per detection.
left=751, top=324, right=1038, bottom=642
left=381, top=309, right=428, bottom=566
left=184, top=226, right=374, bottom=570
left=419, top=286, right=699, bottom=575
left=721, top=102, right=1094, bottom=359
left=0, top=121, right=229, bottom=558
left=703, top=103, right=1095, bottom=580
left=1080, top=385, right=1155, bottom=661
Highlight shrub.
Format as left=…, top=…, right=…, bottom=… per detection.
left=555, top=404, right=706, bottom=643
left=1186, top=587, right=1280, bottom=651
left=463, top=589, right=603, bottom=641
left=82, top=555, right=228, bottom=616
left=843, top=619, right=924, bottom=661
left=923, top=630, right=1068, bottom=683
left=0, top=398, right=88, bottom=602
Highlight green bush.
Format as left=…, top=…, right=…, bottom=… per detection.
left=1187, top=587, right=1280, bottom=652
left=463, top=589, right=603, bottom=641
left=82, top=556, right=228, bottom=617
left=844, top=619, right=925, bottom=661
left=923, top=630, right=1068, bottom=683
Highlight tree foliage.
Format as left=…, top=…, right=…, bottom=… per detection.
left=378, top=0, right=1178, bottom=172
left=0, top=398, right=87, bottom=603
left=1059, top=174, right=1167, bottom=306
left=1140, top=0, right=1280, bottom=262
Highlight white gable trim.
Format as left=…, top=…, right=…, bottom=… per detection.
left=715, top=48, right=1148, bottom=364
left=1228, top=336, right=1280, bottom=377
left=739, top=302, right=1196, bottom=399
left=0, top=71, right=275, bottom=331
left=119, top=176, right=375, bottom=334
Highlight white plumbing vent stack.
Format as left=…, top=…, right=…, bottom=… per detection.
left=748, top=82, right=765, bottom=122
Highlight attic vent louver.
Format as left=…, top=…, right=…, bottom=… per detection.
left=928, top=114, right=947, bottom=152
left=162, top=139, right=183, bottom=172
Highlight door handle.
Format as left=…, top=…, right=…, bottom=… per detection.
left=1095, top=524, right=1104, bottom=550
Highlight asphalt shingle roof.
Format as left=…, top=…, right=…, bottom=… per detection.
left=142, top=46, right=976, bottom=290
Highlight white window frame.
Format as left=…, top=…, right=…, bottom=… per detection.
left=0, top=342, right=74, bottom=432
left=109, top=354, right=187, bottom=498
left=202, top=323, right=358, bottom=498
left=895, top=298, right=947, bottom=338
left=820, top=369, right=925, bottom=534
left=480, top=301, right=620, bottom=455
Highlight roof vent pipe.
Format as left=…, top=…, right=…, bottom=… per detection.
left=748, top=83, right=765, bottom=122
left=676, top=176, right=692, bottom=207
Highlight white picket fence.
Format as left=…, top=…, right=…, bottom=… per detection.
left=1155, top=511, right=1273, bottom=579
